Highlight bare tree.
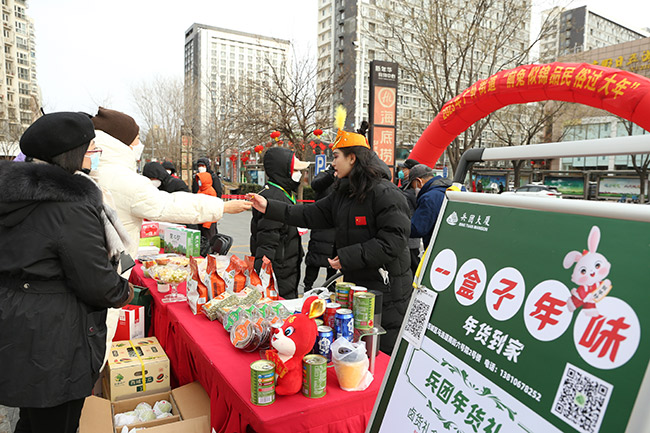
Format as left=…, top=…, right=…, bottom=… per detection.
left=619, top=120, right=649, bottom=202
left=374, top=0, right=557, bottom=172
left=131, top=76, right=185, bottom=164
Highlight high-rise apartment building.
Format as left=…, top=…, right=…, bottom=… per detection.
left=539, top=6, right=645, bottom=63
left=0, top=0, right=40, bottom=153
left=316, top=0, right=532, bottom=151
left=183, top=23, right=291, bottom=155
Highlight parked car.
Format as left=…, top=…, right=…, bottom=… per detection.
left=501, top=184, right=562, bottom=198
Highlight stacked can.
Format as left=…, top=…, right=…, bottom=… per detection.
left=302, top=354, right=327, bottom=398
left=353, top=292, right=375, bottom=330
left=323, top=302, right=340, bottom=329
left=335, top=282, right=355, bottom=308
left=250, top=360, right=275, bottom=406
left=335, top=308, right=354, bottom=342
left=349, top=286, right=368, bottom=310
left=313, top=325, right=334, bottom=362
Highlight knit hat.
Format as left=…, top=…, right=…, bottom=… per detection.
left=20, top=112, right=95, bottom=161
left=398, top=158, right=419, bottom=169
left=91, top=107, right=139, bottom=145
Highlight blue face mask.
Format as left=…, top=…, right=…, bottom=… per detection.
left=89, top=152, right=100, bottom=171
left=398, top=170, right=404, bottom=180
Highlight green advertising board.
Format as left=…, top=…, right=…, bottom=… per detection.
left=368, top=193, right=649, bottom=433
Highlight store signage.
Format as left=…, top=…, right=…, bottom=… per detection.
left=369, top=61, right=398, bottom=174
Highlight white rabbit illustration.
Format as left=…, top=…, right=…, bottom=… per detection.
left=563, top=225, right=611, bottom=317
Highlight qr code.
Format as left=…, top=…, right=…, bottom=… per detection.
left=550, top=362, right=613, bottom=433
left=404, top=298, right=430, bottom=342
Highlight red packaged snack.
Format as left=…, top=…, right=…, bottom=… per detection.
left=206, top=255, right=226, bottom=297
left=140, top=221, right=159, bottom=238
left=224, top=255, right=247, bottom=293
left=260, top=256, right=279, bottom=300
left=244, top=255, right=263, bottom=292
left=187, top=256, right=208, bottom=315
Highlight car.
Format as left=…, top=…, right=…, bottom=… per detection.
left=501, top=184, right=562, bottom=198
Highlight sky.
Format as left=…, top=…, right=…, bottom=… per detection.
left=29, top=0, right=649, bottom=127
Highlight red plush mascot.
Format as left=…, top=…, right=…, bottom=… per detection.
left=265, top=296, right=325, bottom=395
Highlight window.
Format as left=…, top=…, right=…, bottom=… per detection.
left=18, top=67, right=28, bottom=80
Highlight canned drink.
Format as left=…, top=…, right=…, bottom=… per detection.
left=323, top=302, right=340, bottom=329
left=302, top=354, right=327, bottom=398
left=349, top=286, right=368, bottom=310
left=353, top=292, right=375, bottom=330
left=314, top=319, right=324, bottom=327
left=313, top=325, right=334, bottom=362
left=250, top=360, right=275, bottom=406
left=335, top=308, right=354, bottom=342
left=335, top=282, right=354, bottom=308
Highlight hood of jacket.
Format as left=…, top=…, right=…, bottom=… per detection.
left=0, top=160, right=102, bottom=227
left=196, top=171, right=214, bottom=192
left=196, top=157, right=213, bottom=173
left=142, top=162, right=171, bottom=183
left=94, top=130, right=138, bottom=172
left=371, top=151, right=392, bottom=180
left=263, top=147, right=298, bottom=192
left=418, top=176, right=452, bottom=200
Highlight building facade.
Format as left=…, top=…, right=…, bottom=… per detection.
left=316, top=0, right=532, bottom=155
left=0, top=0, right=40, bottom=157
left=183, top=23, right=291, bottom=157
left=540, top=6, right=645, bottom=63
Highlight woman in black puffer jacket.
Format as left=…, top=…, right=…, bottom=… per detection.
left=249, top=124, right=413, bottom=354
left=0, top=113, right=132, bottom=433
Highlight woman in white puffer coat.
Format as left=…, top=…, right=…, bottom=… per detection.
left=89, top=107, right=251, bottom=260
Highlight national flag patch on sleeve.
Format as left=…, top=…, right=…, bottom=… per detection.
left=355, top=216, right=367, bottom=226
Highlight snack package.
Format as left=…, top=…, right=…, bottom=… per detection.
left=187, top=256, right=208, bottom=315
left=202, top=291, right=237, bottom=321
left=244, top=255, right=263, bottom=292
left=259, top=256, right=279, bottom=300
left=205, top=254, right=228, bottom=298
left=331, top=337, right=373, bottom=391
left=224, top=255, right=247, bottom=292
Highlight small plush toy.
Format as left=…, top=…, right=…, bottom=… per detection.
left=266, top=296, right=325, bottom=395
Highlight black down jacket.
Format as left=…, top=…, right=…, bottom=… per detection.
left=250, top=148, right=303, bottom=299
left=304, top=167, right=336, bottom=268
left=192, top=157, right=223, bottom=197
left=0, top=161, right=131, bottom=408
left=265, top=166, right=413, bottom=354
left=143, top=161, right=190, bottom=193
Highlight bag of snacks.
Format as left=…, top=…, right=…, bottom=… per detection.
left=259, top=256, right=279, bottom=300
left=224, top=255, right=247, bottom=293
left=186, top=257, right=208, bottom=315
left=205, top=254, right=228, bottom=298
left=244, top=255, right=263, bottom=293
left=202, top=291, right=237, bottom=321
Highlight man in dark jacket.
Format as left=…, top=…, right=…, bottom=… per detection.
left=399, top=158, right=422, bottom=274
left=161, top=160, right=179, bottom=178
left=250, top=147, right=309, bottom=299
left=143, top=161, right=190, bottom=193
left=192, top=157, right=223, bottom=197
left=303, top=165, right=337, bottom=291
left=408, top=164, right=453, bottom=247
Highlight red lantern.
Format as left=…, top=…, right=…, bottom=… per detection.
left=309, top=140, right=316, bottom=148
left=319, top=143, right=326, bottom=151
left=270, top=131, right=281, bottom=141
left=254, top=145, right=263, bottom=153
left=230, top=154, right=237, bottom=163
left=278, top=140, right=284, bottom=146
left=313, top=128, right=323, bottom=137
left=328, top=143, right=333, bottom=149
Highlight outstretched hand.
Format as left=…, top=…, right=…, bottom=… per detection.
left=223, top=199, right=252, bottom=214
left=328, top=256, right=341, bottom=270
left=247, top=193, right=268, bottom=213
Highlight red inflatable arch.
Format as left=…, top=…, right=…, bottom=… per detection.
left=409, top=62, right=650, bottom=167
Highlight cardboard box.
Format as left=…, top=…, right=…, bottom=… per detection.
left=156, top=221, right=185, bottom=239
left=113, top=305, right=145, bottom=342
left=140, top=221, right=159, bottom=238
left=163, top=226, right=200, bottom=257
left=105, top=337, right=170, bottom=402
left=79, top=382, right=210, bottom=433
left=138, top=236, right=161, bottom=248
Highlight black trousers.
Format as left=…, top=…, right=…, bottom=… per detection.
left=303, top=265, right=337, bottom=291
left=15, top=398, right=86, bottom=433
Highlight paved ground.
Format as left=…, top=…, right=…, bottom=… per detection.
left=217, top=210, right=331, bottom=295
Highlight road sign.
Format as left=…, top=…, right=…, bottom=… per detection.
left=315, top=154, right=326, bottom=175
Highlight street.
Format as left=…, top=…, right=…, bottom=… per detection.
left=217, top=210, right=330, bottom=296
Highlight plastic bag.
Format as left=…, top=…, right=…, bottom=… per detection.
left=331, top=337, right=373, bottom=391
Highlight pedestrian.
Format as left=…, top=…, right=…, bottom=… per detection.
left=0, top=112, right=133, bottom=433
left=195, top=170, right=218, bottom=255
left=398, top=158, right=422, bottom=275
left=192, top=157, right=223, bottom=198
left=407, top=164, right=454, bottom=247
left=302, top=164, right=337, bottom=292
left=142, top=161, right=190, bottom=193
left=89, top=107, right=251, bottom=260
left=161, top=160, right=179, bottom=178
left=250, top=147, right=309, bottom=299
left=249, top=108, right=413, bottom=354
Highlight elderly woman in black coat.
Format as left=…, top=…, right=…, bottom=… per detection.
left=249, top=121, right=413, bottom=354
left=0, top=112, right=133, bottom=433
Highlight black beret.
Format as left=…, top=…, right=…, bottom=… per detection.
left=20, top=112, right=95, bottom=161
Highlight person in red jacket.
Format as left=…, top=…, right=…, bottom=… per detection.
left=196, top=171, right=218, bottom=255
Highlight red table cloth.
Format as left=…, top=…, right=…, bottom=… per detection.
left=130, top=263, right=389, bottom=433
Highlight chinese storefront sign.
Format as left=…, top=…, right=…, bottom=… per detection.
left=369, top=198, right=649, bottom=433
left=369, top=61, right=398, bottom=176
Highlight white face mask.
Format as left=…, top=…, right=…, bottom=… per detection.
left=151, top=179, right=162, bottom=188
left=198, top=166, right=207, bottom=173
left=291, top=171, right=302, bottom=182
left=132, top=142, right=145, bottom=160
left=166, top=169, right=172, bottom=175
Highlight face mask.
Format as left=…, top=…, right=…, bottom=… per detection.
left=151, top=179, right=162, bottom=188
left=198, top=166, right=207, bottom=173
left=166, top=169, right=172, bottom=175
left=291, top=171, right=302, bottom=182
left=89, top=152, right=100, bottom=171
left=398, top=171, right=404, bottom=180
left=132, top=142, right=145, bottom=160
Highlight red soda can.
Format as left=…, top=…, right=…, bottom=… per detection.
left=349, top=286, right=367, bottom=310
left=323, top=302, right=340, bottom=329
